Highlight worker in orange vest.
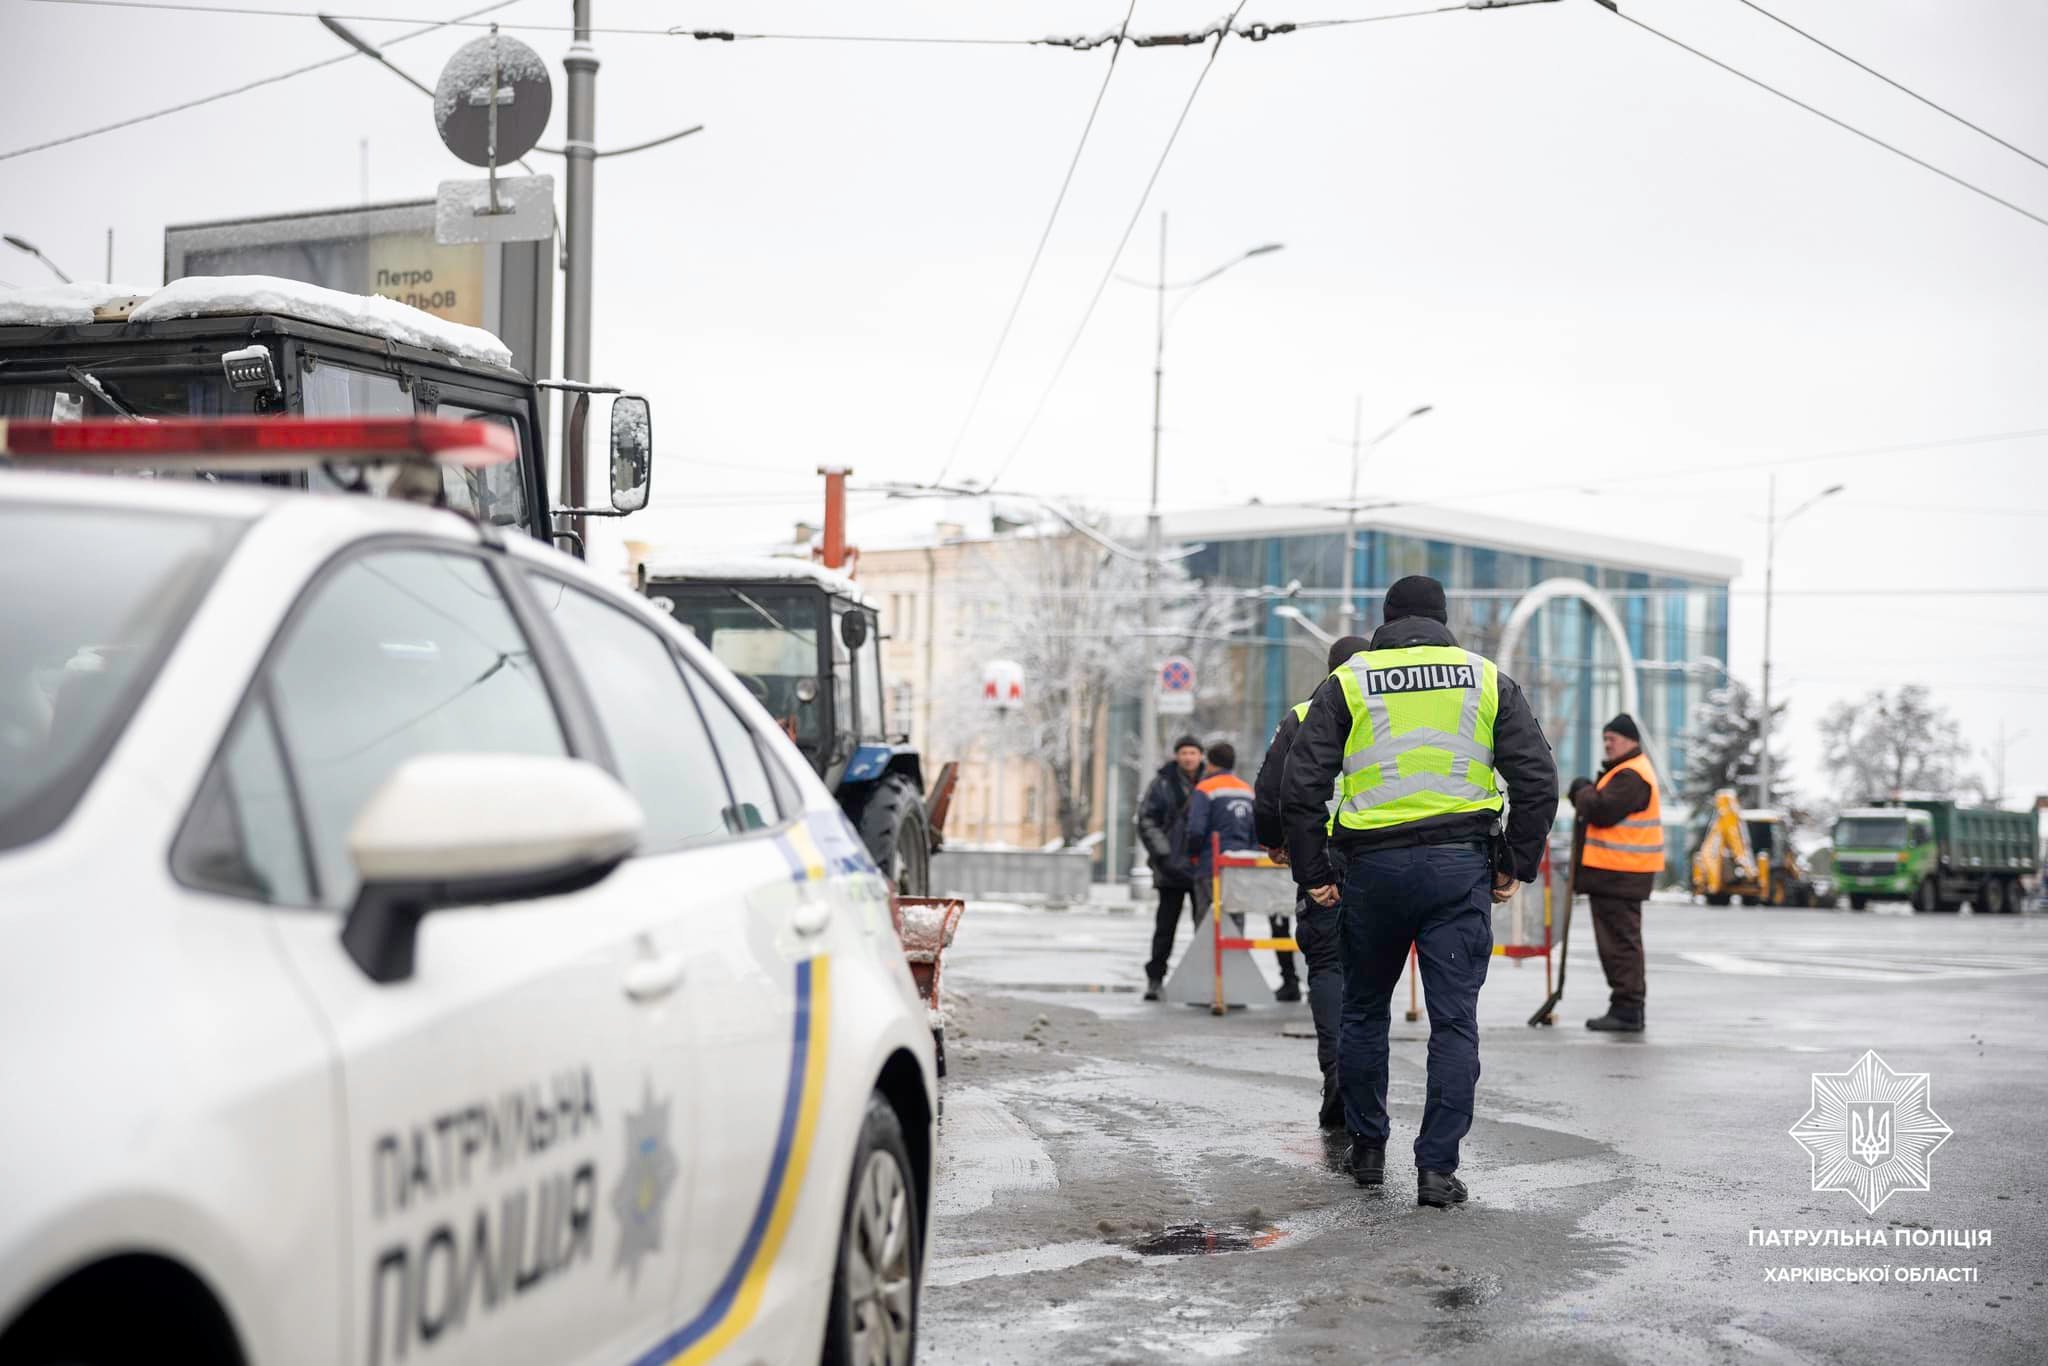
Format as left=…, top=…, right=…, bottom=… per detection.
left=1568, top=714, right=1665, bottom=1033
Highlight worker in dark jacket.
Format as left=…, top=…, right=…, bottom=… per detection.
left=1255, top=633, right=1368, bottom=1117
left=1181, top=741, right=1277, bottom=992
left=1138, top=735, right=1207, bottom=1000
left=1569, top=714, right=1665, bottom=1033
left=1282, top=576, right=1558, bottom=1207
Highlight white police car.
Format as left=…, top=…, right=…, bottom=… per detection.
left=0, top=421, right=933, bottom=1365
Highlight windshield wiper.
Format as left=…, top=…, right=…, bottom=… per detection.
left=727, top=588, right=805, bottom=639
left=64, top=364, right=153, bottom=422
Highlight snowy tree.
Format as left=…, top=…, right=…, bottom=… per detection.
left=932, top=521, right=1244, bottom=847
left=1817, top=685, right=1979, bottom=806
left=1683, top=677, right=1791, bottom=808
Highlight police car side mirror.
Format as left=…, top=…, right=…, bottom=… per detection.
left=339, top=754, right=643, bottom=985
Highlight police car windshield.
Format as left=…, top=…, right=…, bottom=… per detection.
left=0, top=502, right=243, bottom=850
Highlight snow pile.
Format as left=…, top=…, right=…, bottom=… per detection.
left=129, top=275, right=514, bottom=368
left=0, top=282, right=154, bottom=326
left=640, top=554, right=867, bottom=601
left=898, top=901, right=962, bottom=956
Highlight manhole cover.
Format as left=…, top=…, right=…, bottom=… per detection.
left=1129, top=1222, right=1284, bottom=1256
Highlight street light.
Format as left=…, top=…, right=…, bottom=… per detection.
left=1119, top=213, right=1283, bottom=793
left=3, top=234, right=72, bottom=284
left=1338, top=401, right=1433, bottom=632
left=1758, top=476, right=1845, bottom=807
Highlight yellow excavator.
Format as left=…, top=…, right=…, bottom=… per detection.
left=1691, top=789, right=1817, bottom=907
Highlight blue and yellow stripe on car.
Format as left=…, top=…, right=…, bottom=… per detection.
left=630, top=956, right=832, bottom=1365
left=776, top=822, right=830, bottom=885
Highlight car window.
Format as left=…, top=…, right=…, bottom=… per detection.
left=523, top=573, right=737, bottom=850
left=0, top=502, right=243, bottom=852
left=682, top=666, right=784, bottom=832
left=437, top=403, right=529, bottom=530
left=173, top=689, right=314, bottom=905
left=268, top=550, right=565, bottom=908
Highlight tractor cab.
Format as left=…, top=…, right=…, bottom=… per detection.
left=0, top=276, right=652, bottom=547
left=643, top=558, right=936, bottom=894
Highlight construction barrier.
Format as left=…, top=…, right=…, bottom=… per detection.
left=1162, top=837, right=1300, bottom=1014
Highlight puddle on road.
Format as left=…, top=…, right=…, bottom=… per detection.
left=1130, top=1222, right=1287, bottom=1256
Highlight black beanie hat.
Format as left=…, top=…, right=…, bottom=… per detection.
left=1326, top=635, right=1369, bottom=671
left=1384, top=575, right=1448, bottom=624
left=1172, top=734, right=1204, bottom=754
left=1604, top=713, right=1640, bottom=743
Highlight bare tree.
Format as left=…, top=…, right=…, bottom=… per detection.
left=1684, top=677, right=1791, bottom=809
left=1818, top=685, right=1980, bottom=806
left=932, top=524, right=1243, bottom=847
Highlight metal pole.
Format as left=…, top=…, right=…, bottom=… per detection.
left=1341, top=394, right=1362, bottom=633
left=560, top=0, right=598, bottom=543
left=1139, top=211, right=1166, bottom=794
left=103, top=228, right=112, bottom=281
left=1758, top=473, right=1776, bottom=809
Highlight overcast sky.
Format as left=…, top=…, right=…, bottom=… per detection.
left=5, top=0, right=2045, bottom=805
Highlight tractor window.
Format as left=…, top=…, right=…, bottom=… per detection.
left=845, top=608, right=884, bottom=743
left=0, top=372, right=257, bottom=420
left=437, top=403, right=529, bottom=530
left=661, top=589, right=824, bottom=754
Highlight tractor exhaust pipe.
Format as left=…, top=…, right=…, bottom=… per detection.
left=818, top=464, right=852, bottom=572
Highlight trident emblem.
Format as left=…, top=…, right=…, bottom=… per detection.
left=1850, top=1103, right=1893, bottom=1166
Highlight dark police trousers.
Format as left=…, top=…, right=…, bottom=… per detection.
left=1337, top=841, right=1493, bottom=1173
left=1293, top=844, right=1348, bottom=1086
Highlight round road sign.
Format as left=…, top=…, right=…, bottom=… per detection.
left=435, top=32, right=553, bottom=167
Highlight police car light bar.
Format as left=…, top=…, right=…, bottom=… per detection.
left=0, top=417, right=517, bottom=472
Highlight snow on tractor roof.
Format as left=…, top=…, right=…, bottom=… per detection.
left=0, top=281, right=154, bottom=326
left=0, top=275, right=514, bottom=368
left=640, top=554, right=868, bottom=603
left=130, top=276, right=515, bottom=367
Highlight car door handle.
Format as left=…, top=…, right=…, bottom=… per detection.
left=792, top=900, right=832, bottom=937
left=623, top=953, right=688, bottom=1002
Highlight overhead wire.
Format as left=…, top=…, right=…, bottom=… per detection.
left=980, top=0, right=1258, bottom=491
left=1729, top=0, right=2048, bottom=177
left=1601, top=2, right=2048, bottom=233
left=0, top=0, right=522, bottom=163
left=932, top=0, right=1141, bottom=487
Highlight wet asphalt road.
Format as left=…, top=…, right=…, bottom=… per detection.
left=920, top=896, right=2048, bottom=1364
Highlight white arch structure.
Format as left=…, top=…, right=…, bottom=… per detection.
left=1495, top=577, right=1673, bottom=797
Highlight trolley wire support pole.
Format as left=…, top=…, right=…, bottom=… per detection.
left=558, top=0, right=598, bottom=549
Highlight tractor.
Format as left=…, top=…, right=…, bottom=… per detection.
left=639, top=469, right=953, bottom=894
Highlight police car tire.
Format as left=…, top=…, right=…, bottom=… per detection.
left=821, top=1095, right=922, bottom=1366
left=857, top=775, right=929, bottom=897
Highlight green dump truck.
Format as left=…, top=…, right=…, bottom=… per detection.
left=1831, top=799, right=2037, bottom=913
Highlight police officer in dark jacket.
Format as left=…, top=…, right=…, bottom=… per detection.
left=1138, top=735, right=1207, bottom=1000
left=1255, top=633, right=1368, bottom=1124
left=1282, top=576, right=1558, bottom=1207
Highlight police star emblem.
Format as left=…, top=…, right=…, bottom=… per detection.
left=1789, top=1050, right=1951, bottom=1215
left=610, top=1080, right=680, bottom=1284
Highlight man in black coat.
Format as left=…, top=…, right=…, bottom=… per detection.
left=1568, top=714, right=1663, bottom=1033
left=1254, top=633, right=1367, bottom=1124
left=1138, top=735, right=1207, bottom=1000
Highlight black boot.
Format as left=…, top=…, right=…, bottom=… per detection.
left=1585, top=1009, right=1644, bottom=1032
left=1275, top=977, right=1302, bottom=1003
left=1318, top=1077, right=1344, bottom=1131
left=1143, top=975, right=1163, bottom=1002
left=1345, top=1138, right=1386, bottom=1187
left=1418, top=1169, right=1469, bottom=1208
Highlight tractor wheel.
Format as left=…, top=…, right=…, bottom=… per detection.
left=856, top=774, right=931, bottom=897
left=1849, top=894, right=1869, bottom=911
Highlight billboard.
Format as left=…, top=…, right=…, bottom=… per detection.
left=163, top=198, right=552, bottom=388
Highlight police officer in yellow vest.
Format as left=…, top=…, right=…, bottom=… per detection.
left=1567, top=714, right=1664, bottom=1033
left=1282, top=576, right=1558, bottom=1208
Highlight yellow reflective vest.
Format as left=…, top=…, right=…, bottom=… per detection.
left=1330, top=645, right=1503, bottom=833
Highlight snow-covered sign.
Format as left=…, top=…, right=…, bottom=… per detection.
left=436, top=175, right=554, bottom=246
left=435, top=32, right=553, bottom=167
left=981, top=660, right=1024, bottom=712
left=1157, top=656, right=1196, bottom=715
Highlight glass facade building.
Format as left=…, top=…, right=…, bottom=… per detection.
left=1103, top=504, right=1738, bottom=879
